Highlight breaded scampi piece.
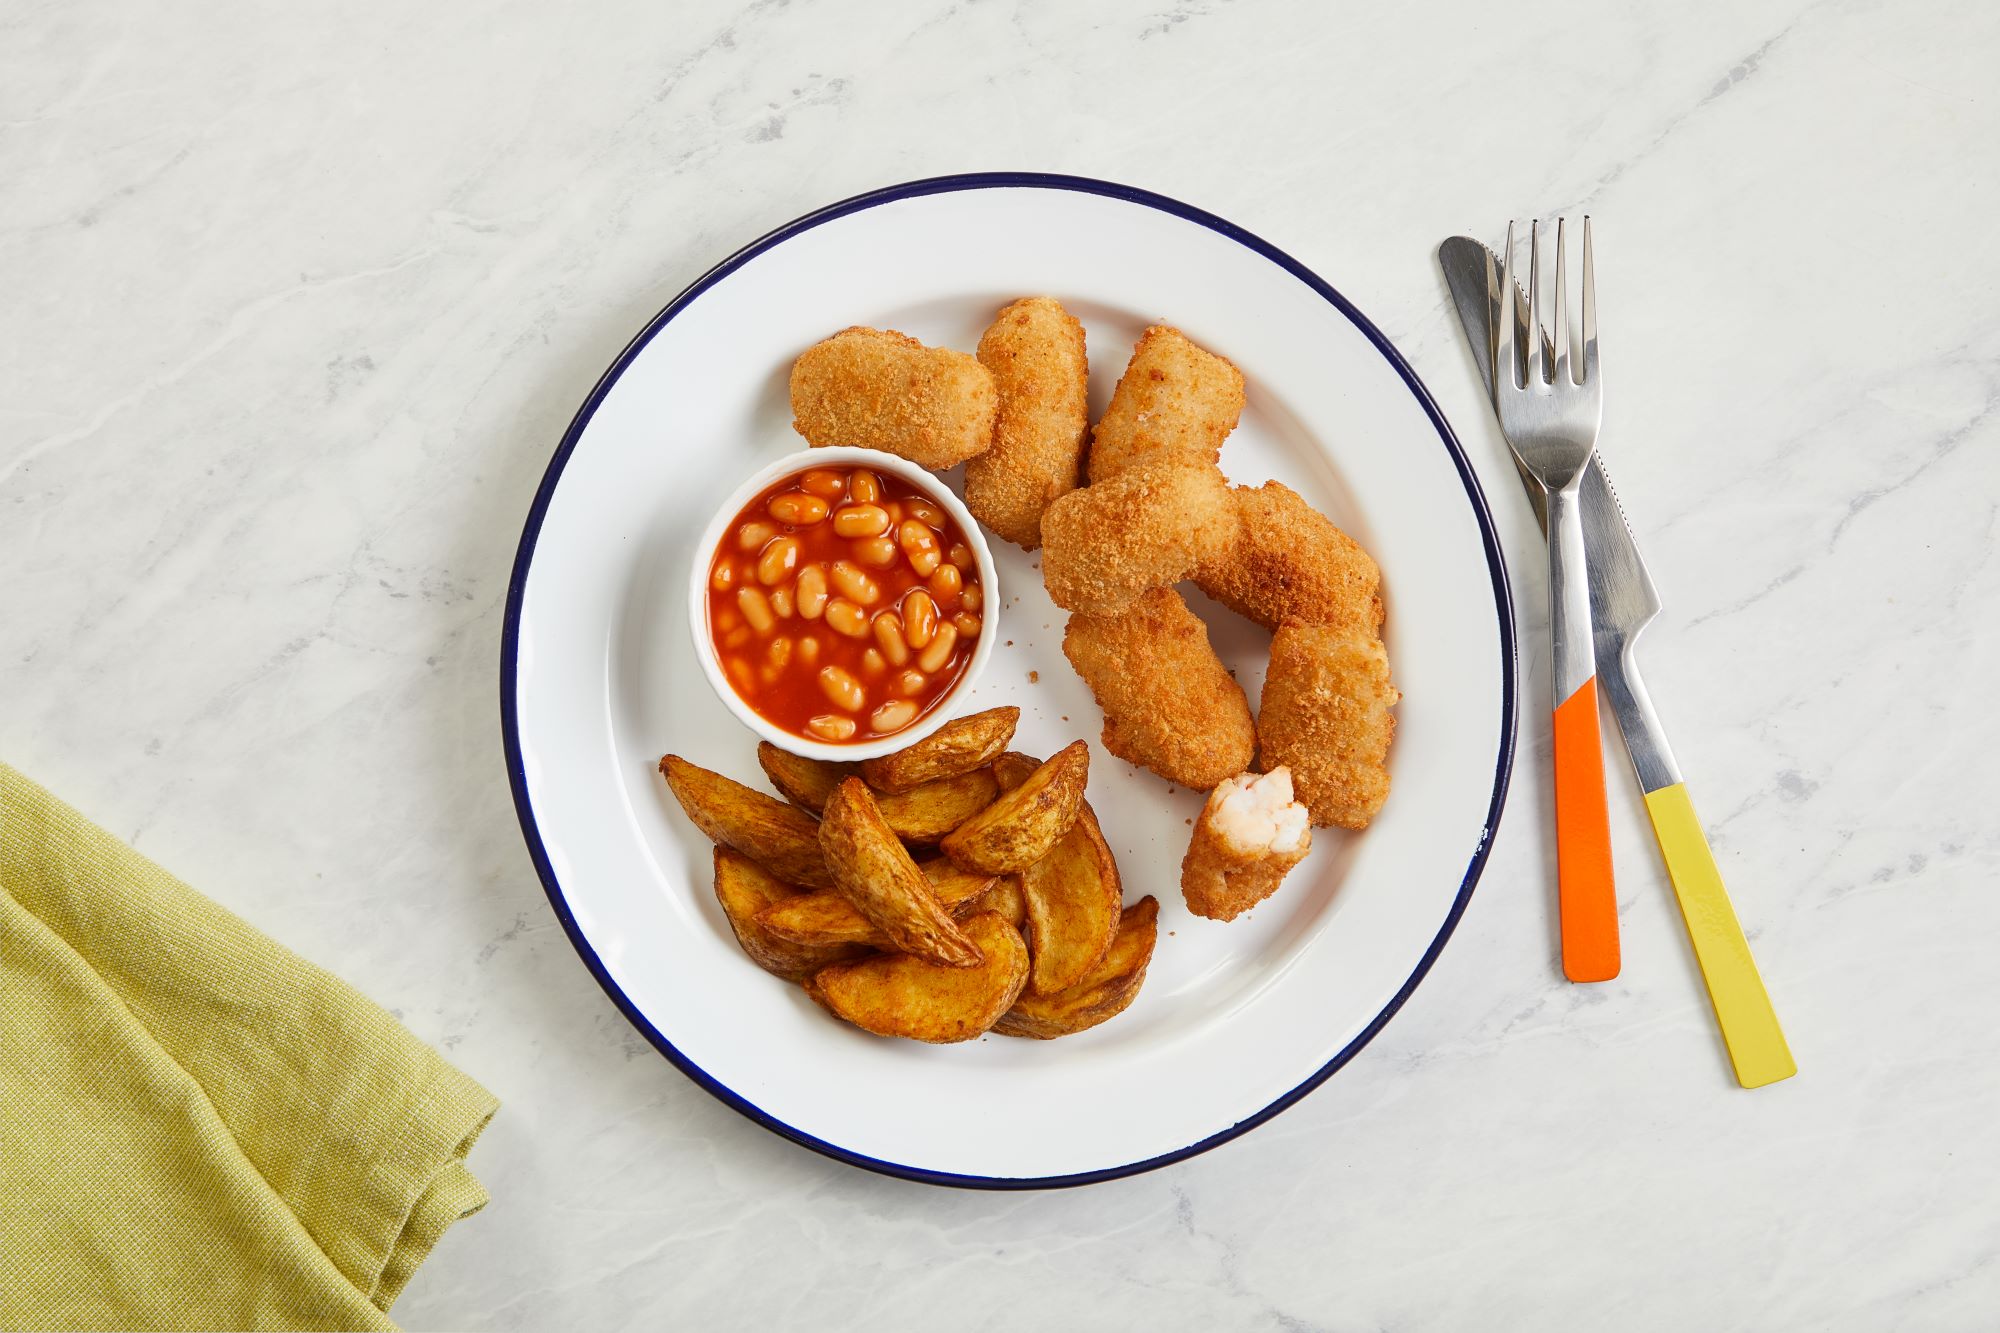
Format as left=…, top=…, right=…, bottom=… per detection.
left=1180, top=768, right=1313, bottom=921
left=1062, top=587, right=1257, bottom=790
left=965, top=297, right=1090, bottom=549
left=1257, top=619, right=1399, bottom=830
left=1087, top=326, right=1245, bottom=482
left=1194, top=480, right=1384, bottom=633
left=789, top=326, right=998, bottom=469
left=1039, top=459, right=1238, bottom=616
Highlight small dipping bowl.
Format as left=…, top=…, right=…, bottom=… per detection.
left=687, top=446, right=1001, bottom=762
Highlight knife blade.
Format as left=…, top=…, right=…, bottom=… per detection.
left=1437, top=234, right=1796, bottom=1088
left=1438, top=234, right=1678, bottom=791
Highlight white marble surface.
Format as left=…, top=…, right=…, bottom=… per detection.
left=5, top=0, right=1996, bottom=1327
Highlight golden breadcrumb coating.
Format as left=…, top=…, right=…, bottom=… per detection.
left=1087, top=325, right=1245, bottom=482
left=1180, top=768, right=1313, bottom=921
left=1039, top=459, right=1238, bottom=615
left=965, top=297, right=1090, bottom=549
left=1062, top=587, right=1256, bottom=790
left=1257, top=619, right=1399, bottom=829
left=1194, top=480, right=1384, bottom=633
left=789, top=326, right=998, bottom=469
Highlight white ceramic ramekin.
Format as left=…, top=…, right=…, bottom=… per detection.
left=687, top=446, right=1001, bottom=762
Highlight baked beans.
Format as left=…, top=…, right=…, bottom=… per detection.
left=707, top=464, right=982, bottom=743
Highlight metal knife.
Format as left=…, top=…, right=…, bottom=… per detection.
left=1438, top=235, right=1795, bottom=1088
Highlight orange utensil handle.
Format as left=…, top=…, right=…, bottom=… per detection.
left=1553, top=676, right=1620, bottom=981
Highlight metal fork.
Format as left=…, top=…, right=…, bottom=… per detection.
left=1491, top=218, right=1620, bottom=982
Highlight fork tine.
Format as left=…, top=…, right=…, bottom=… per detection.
left=1527, top=220, right=1544, bottom=386
left=1495, top=221, right=1517, bottom=393
left=1581, top=216, right=1598, bottom=382
left=1552, top=218, right=1572, bottom=386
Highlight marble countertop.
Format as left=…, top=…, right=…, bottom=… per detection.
left=6, top=1, right=1994, bottom=1327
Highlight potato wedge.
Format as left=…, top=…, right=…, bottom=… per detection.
left=712, top=848, right=864, bottom=980
left=759, top=742, right=996, bottom=842
left=819, top=778, right=981, bottom=967
left=811, top=912, right=1030, bottom=1043
left=1020, top=798, right=1123, bottom=995
left=860, top=706, right=1020, bottom=794
left=757, top=742, right=859, bottom=814
left=756, top=858, right=999, bottom=949
left=876, top=766, right=1001, bottom=844
left=972, top=874, right=1028, bottom=929
left=991, top=751, right=1039, bottom=790
left=661, top=754, right=832, bottom=888
left=941, top=740, right=1089, bottom=874
left=996, top=896, right=1158, bottom=1038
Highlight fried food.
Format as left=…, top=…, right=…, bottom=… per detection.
left=756, top=743, right=859, bottom=814
left=809, top=912, right=1029, bottom=1043
left=1193, top=480, right=1383, bottom=633
left=661, top=754, right=832, bottom=888
left=875, top=767, right=1001, bottom=844
left=789, top=327, right=998, bottom=469
left=941, top=740, right=1089, bottom=874
left=995, top=896, right=1158, bottom=1038
left=1039, top=459, right=1239, bottom=616
left=1086, top=325, right=1244, bottom=482
left=712, top=847, right=865, bottom=980
left=1257, top=621, right=1398, bottom=829
left=1020, top=800, right=1123, bottom=995
left=860, top=706, right=1019, bottom=795
left=965, top=298, right=1089, bottom=548
left=818, top=778, right=981, bottom=967
left=1180, top=768, right=1313, bottom=921
left=757, top=858, right=998, bottom=949
left=1062, top=587, right=1256, bottom=790
left=971, top=874, right=1028, bottom=929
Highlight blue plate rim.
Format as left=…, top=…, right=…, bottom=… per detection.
left=499, top=171, right=1518, bottom=1190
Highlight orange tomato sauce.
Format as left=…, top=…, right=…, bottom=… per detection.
left=705, top=464, right=984, bottom=745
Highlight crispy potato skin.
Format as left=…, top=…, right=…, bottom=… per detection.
left=712, top=848, right=865, bottom=979
left=1179, top=791, right=1312, bottom=924
left=1062, top=587, right=1256, bottom=790
left=1086, top=326, right=1244, bottom=482
left=811, top=912, right=1030, bottom=1043
left=1193, top=481, right=1383, bottom=633
left=966, top=298, right=1090, bottom=549
left=1039, top=459, right=1239, bottom=616
left=995, top=896, right=1159, bottom=1038
left=1021, top=801, right=1123, bottom=996
left=819, top=779, right=982, bottom=966
left=789, top=326, right=997, bottom=469
left=758, top=859, right=998, bottom=949
left=860, top=706, right=1019, bottom=794
left=941, top=740, right=1089, bottom=874
left=874, top=766, right=1002, bottom=844
left=1257, top=621, right=1398, bottom=829
left=756, top=743, right=859, bottom=814
left=661, top=755, right=832, bottom=888
left=971, top=874, right=1028, bottom=928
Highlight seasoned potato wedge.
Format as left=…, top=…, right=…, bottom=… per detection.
left=819, top=778, right=981, bottom=967
left=972, top=874, right=1028, bottom=929
left=712, top=848, right=864, bottom=980
left=756, top=742, right=858, bottom=814
left=757, top=859, right=999, bottom=949
left=940, top=740, right=1089, bottom=874
left=661, top=754, right=832, bottom=888
left=861, top=706, right=1020, bottom=794
left=876, top=766, right=1001, bottom=844
left=996, top=896, right=1159, bottom=1038
left=1021, top=799, right=1123, bottom=994
left=811, top=912, right=1030, bottom=1043
left=991, top=751, right=1039, bottom=790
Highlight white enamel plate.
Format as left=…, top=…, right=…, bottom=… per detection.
left=503, top=175, right=1515, bottom=1188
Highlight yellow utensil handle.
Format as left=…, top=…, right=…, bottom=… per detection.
left=1642, top=783, right=1796, bottom=1088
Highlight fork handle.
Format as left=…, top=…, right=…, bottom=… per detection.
left=1548, top=483, right=1620, bottom=982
